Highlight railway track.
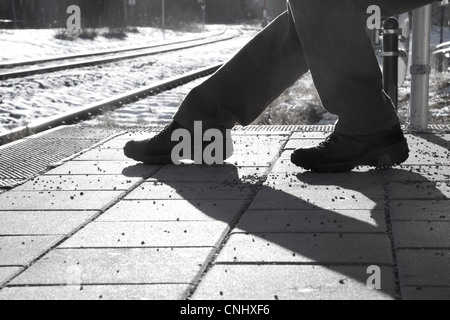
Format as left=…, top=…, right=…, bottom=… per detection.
left=0, top=29, right=240, bottom=80
left=0, top=63, right=223, bottom=146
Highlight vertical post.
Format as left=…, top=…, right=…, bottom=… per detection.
left=438, top=1, right=447, bottom=72
left=123, top=0, right=128, bottom=27
left=162, top=0, right=165, bottom=39
left=383, top=17, right=399, bottom=110
left=374, top=29, right=381, bottom=46
left=199, top=0, right=206, bottom=32
left=129, top=0, right=135, bottom=27
left=262, top=0, right=268, bottom=27
left=203, top=0, right=206, bottom=31
left=409, top=5, right=432, bottom=131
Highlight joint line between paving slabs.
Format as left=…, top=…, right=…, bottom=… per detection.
left=212, top=262, right=395, bottom=267
left=5, top=282, right=191, bottom=288
left=382, top=171, right=402, bottom=300
left=185, top=131, right=294, bottom=300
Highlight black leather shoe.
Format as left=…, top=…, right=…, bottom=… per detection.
left=124, top=121, right=234, bottom=165
left=290, top=124, right=409, bottom=173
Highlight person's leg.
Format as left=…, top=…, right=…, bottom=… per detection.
left=288, top=0, right=437, bottom=172
left=287, top=0, right=437, bottom=136
left=175, top=0, right=437, bottom=134
left=124, top=5, right=310, bottom=164
left=174, top=7, right=309, bottom=131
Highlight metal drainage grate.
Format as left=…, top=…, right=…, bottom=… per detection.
left=233, top=125, right=335, bottom=132
left=1, top=124, right=448, bottom=189
left=428, top=124, right=450, bottom=133
left=0, top=126, right=123, bottom=188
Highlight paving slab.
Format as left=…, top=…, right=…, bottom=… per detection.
left=13, top=175, right=142, bottom=192
left=267, top=170, right=385, bottom=187
left=232, top=133, right=286, bottom=144
left=112, top=131, right=158, bottom=141
left=404, top=134, right=449, bottom=165
left=231, top=143, right=282, bottom=156
left=75, top=148, right=132, bottom=161
left=249, top=184, right=384, bottom=211
left=235, top=209, right=386, bottom=233
left=392, top=221, right=450, bottom=249
left=1, top=126, right=449, bottom=300
left=396, top=249, right=450, bottom=287
left=125, top=181, right=253, bottom=200
left=0, top=267, right=23, bottom=286
left=401, top=286, right=450, bottom=300
left=390, top=200, right=450, bottom=221
left=0, top=284, right=190, bottom=300
left=100, top=139, right=146, bottom=150
left=191, top=265, right=396, bottom=300
left=46, top=161, right=160, bottom=177
left=0, top=235, right=63, bottom=266
left=215, top=233, right=392, bottom=264
left=0, top=211, right=99, bottom=235
left=386, top=166, right=450, bottom=182
left=97, top=132, right=157, bottom=149
left=9, top=247, right=212, bottom=286
left=59, top=221, right=230, bottom=248
left=388, top=181, right=450, bottom=200
left=272, top=151, right=386, bottom=174
left=0, top=190, right=125, bottom=211
left=97, top=200, right=245, bottom=222
left=151, top=164, right=267, bottom=182
left=224, top=156, right=276, bottom=167
left=271, top=157, right=305, bottom=173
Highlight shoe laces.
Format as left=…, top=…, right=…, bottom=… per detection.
left=319, top=132, right=342, bottom=148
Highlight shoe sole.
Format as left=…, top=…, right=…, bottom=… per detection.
left=124, top=141, right=235, bottom=165
left=292, top=139, right=410, bottom=173
left=123, top=144, right=172, bottom=164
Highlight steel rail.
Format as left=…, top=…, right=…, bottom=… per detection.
left=0, top=31, right=238, bottom=80
left=0, top=30, right=227, bottom=69
left=0, top=63, right=223, bottom=145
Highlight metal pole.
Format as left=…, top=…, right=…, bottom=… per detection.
left=200, top=0, right=206, bottom=31
left=204, top=0, right=207, bottom=30
left=439, top=3, right=446, bottom=72
left=383, top=17, right=399, bottom=110
left=409, top=5, right=432, bottom=131
left=162, top=0, right=165, bottom=39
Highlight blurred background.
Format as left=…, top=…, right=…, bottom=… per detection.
left=0, top=0, right=287, bottom=29
left=1, top=0, right=449, bottom=29
left=0, top=1, right=449, bottom=129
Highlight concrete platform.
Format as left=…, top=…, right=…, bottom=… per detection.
left=0, top=125, right=449, bottom=300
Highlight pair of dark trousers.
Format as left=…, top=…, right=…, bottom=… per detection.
left=173, top=0, right=437, bottom=135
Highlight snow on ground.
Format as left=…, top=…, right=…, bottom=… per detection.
left=84, top=76, right=207, bottom=127
left=0, top=26, right=226, bottom=62
left=0, top=25, right=256, bottom=134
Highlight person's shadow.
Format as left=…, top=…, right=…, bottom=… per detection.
left=122, top=154, right=448, bottom=299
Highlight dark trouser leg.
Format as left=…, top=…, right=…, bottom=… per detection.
left=174, top=7, right=309, bottom=131
left=174, top=0, right=437, bottom=134
left=287, top=0, right=436, bottom=135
